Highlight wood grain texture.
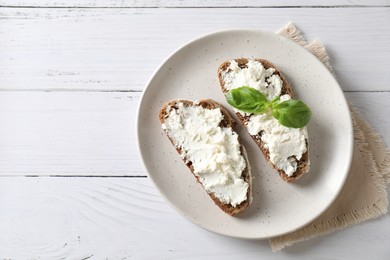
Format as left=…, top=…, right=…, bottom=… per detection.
left=0, top=0, right=388, bottom=7
left=0, top=91, right=142, bottom=176
left=0, top=7, right=389, bottom=91
left=0, top=91, right=388, bottom=177
left=0, top=177, right=389, bottom=259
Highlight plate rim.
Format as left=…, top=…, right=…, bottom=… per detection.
left=136, top=28, right=354, bottom=239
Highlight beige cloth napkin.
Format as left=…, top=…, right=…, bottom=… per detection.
left=269, top=22, right=390, bottom=251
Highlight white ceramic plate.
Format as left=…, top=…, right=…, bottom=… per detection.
left=136, top=29, right=353, bottom=239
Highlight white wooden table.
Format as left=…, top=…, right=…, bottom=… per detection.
left=1, top=1, right=389, bottom=259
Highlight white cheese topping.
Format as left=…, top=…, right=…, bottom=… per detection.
left=246, top=106, right=308, bottom=176
left=222, top=60, right=308, bottom=176
left=222, top=59, right=282, bottom=100
left=162, top=103, right=248, bottom=207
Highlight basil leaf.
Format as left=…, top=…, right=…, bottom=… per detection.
left=225, top=86, right=269, bottom=114
left=225, top=86, right=312, bottom=128
left=272, top=100, right=312, bottom=128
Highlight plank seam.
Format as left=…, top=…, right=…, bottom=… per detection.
left=0, top=89, right=388, bottom=93
left=0, top=5, right=389, bottom=9
left=0, top=175, right=148, bottom=178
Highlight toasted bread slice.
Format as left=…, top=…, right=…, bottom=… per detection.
left=159, top=99, right=252, bottom=216
left=218, top=58, right=310, bottom=182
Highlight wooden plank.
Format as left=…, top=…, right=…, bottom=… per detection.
left=0, top=7, right=389, bottom=91
left=0, top=91, right=143, bottom=176
left=346, top=91, right=390, bottom=146
left=0, top=177, right=389, bottom=259
left=0, top=91, right=388, bottom=177
left=0, top=0, right=388, bottom=8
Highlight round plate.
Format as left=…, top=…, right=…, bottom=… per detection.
left=136, top=29, right=353, bottom=239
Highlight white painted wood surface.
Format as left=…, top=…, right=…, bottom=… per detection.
left=0, top=1, right=389, bottom=259
left=1, top=0, right=389, bottom=7
left=1, top=8, right=390, bottom=91
left=0, top=92, right=142, bottom=176
left=0, top=178, right=389, bottom=259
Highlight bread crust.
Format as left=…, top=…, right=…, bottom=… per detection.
left=159, top=99, right=252, bottom=215
left=217, top=58, right=310, bottom=182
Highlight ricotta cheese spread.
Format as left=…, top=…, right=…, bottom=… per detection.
left=162, top=102, right=248, bottom=207
left=222, top=59, right=283, bottom=100
left=222, top=60, right=308, bottom=176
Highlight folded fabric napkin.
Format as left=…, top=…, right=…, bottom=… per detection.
left=268, top=22, right=390, bottom=251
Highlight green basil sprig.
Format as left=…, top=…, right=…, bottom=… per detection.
left=225, top=86, right=311, bottom=128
